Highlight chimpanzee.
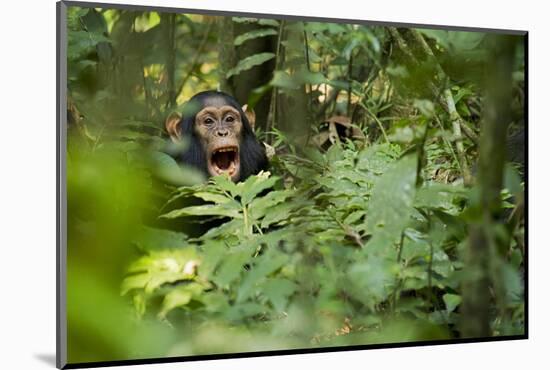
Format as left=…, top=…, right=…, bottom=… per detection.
left=165, top=91, right=268, bottom=182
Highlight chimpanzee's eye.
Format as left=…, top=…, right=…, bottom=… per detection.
left=204, top=118, right=214, bottom=125
left=225, top=116, right=234, bottom=123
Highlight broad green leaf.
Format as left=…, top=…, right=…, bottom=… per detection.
left=160, top=203, right=242, bottom=219
left=234, top=29, right=278, bottom=46
left=226, top=53, right=276, bottom=78
left=126, top=249, right=199, bottom=274
left=149, top=151, right=205, bottom=186
left=239, top=171, right=278, bottom=206
left=258, top=19, right=280, bottom=27
left=159, top=283, right=206, bottom=318
left=193, top=191, right=232, bottom=204
left=225, top=302, right=265, bottom=321
left=232, top=17, right=258, bottom=23
left=249, top=190, right=294, bottom=221
left=123, top=249, right=200, bottom=294
left=501, top=262, right=524, bottom=304
left=504, top=163, right=523, bottom=196
left=211, top=174, right=241, bottom=198
left=159, top=288, right=191, bottom=318
left=419, top=29, right=484, bottom=52
left=121, top=273, right=150, bottom=295
left=237, top=252, right=288, bottom=302
left=415, top=183, right=466, bottom=213
left=344, top=210, right=365, bottom=225
left=443, top=293, right=462, bottom=313
left=197, top=241, right=226, bottom=279
left=261, top=278, right=297, bottom=312
left=270, top=71, right=299, bottom=90
left=260, top=201, right=298, bottom=229
left=133, top=226, right=188, bottom=251
left=413, top=99, right=435, bottom=118
left=365, top=154, right=418, bottom=252
left=348, top=256, right=397, bottom=309
left=213, top=249, right=251, bottom=287
left=296, top=70, right=327, bottom=85
left=199, top=219, right=245, bottom=240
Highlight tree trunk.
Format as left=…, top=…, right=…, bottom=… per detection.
left=461, top=35, right=517, bottom=338
left=218, top=17, right=237, bottom=96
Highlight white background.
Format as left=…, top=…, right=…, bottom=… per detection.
left=0, top=0, right=546, bottom=369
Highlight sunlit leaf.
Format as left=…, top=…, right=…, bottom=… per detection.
left=226, top=53, right=276, bottom=78
left=234, top=28, right=278, bottom=46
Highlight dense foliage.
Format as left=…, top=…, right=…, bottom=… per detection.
left=65, top=6, right=525, bottom=363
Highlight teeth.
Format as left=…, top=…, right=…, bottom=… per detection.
left=215, top=147, right=237, bottom=153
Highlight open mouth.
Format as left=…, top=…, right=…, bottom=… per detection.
left=209, top=146, right=239, bottom=179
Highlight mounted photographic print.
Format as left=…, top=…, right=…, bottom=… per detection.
left=57, top=1, right=527, bottom=368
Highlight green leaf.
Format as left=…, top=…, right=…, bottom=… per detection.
left=501, top=262, right=523, bottom=304
left=239, top=171, right=278, bottom=206
left=159, top=288, right=192, bottom=318
left=159, top=283, right=206, bottom=318
left=443, top=293, right=462, bottom=313
left=160, top=203, right=242, bottom=219
left=348, top=256, right=397, bottom=309
left=197, top=241, right=226, bottom=280
left=211, top=174, right=241, bottom=198
left=258, top=19, right=280, bottom=27
left=415, top=183, right=466, bottom=213
left=226, top=53, right=276, bottom=79
left=260, top=201, right=299, bottom=229
left=419, top=30, right=484, bottom=52
left=296, top=70, right=327, bottom=85
left=249, top=189, right=294, bottom=221
left=237, top=252, right=288, bottom=302
left=504, top=163, right=522, bottom=196
left=234, top=28, right=278, bottom=46
left=121, top=273, right=150, bottom=295
left=225, top=302, right=265, bottom=321
left=133, top=226, right=188, bottom=251
left=213, top=249, right=251, bottom=287
left=270, top=71, right=299, bottom=90
left=232, top=17, right=258, bottom=23
left=261, top=278, right=297, bottom=312
left=199, top=219, right=245, bottom=240
left=413, top=99, right=435, bottom=118
left=193, top=191, right=232, bottom=204
left=123, top=249, right=200, bottom=294
left=149, top=151, right=205, bottom=186
left=365, top=154, right=418, bottom=252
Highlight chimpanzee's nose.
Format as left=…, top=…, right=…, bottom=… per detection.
left=217, top=129, right=229, bottom=137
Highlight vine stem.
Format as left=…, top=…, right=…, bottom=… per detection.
left=266, top=20, right=285, bottom=144
left=243, top=205, right=252, bottom=236
left=360, top=102, right=390, bottom=144
left=175, top=21, right=214, bottom=100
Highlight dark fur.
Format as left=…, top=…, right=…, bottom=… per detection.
left=177, top=91, right=268, bottom=182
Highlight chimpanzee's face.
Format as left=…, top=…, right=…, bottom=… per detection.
left=165, top=91, right=268, bottom=183
left=194, top=97, right=244, bottom=181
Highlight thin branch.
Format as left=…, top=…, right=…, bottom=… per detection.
left=434, top=115, right=462, bottom=175
left=360, top=102, right=390, bottom=144
left=175, top=21, right=214, bottom=100
left=266, top=20, right=285, bottom=143
left=164, top=13, right=177, bottom=110
left=459, top=119, right=479, bottom=146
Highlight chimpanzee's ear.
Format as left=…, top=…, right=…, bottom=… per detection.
left=242, top=104, right=256, bottom=130
left=165, top=112, right=183, bottom=142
